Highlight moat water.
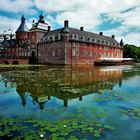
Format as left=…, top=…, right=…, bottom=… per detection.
left=0, top=64, right=140, bottom=140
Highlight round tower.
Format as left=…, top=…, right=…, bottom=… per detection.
left=16, top=15, right=29, bottom=40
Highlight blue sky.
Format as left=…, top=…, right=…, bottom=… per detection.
left=0, top=0, right=140, bottom=46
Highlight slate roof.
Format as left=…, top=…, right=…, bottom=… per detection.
left=16, top=16, right=28, bottom=32
left=40, top=27, right=121, bottom=47
left=1, top=39, right=16, bottom=48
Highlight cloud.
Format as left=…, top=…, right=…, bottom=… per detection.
left=34, top=0, right=140, bottom=29
left=123, top=33, right=140, bottom=46
left=0, top=0, right=140, bottom=46
left=0, top=0, right=36, bottom=14
left=0, top=16, right=31, bottom=34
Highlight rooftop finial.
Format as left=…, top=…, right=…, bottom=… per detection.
left=39, top=12, right=45, bottom=23
left=21, top=15, right=25, bottom=23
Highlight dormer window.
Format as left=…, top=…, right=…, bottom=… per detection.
left=106, top=41, right=109, bottom=45
left=102, top=40, right=105, bottom=44
left=55, top=36, right=58, bottom=40
left=52, top=35, right=55, bottom=41
left=98, top=40, right=101, bottom=43
left=50, top=36, right=53, bottom=41
left=58, top=34, right=62, bottom=40
left=75, top=35, right=79, bottom=40
left=93, top=38, right=96, bottom=42
left=113, top=42, right=116, bottom=45
left=70, top=34, right=75, bottom=39
left=88, top=37, right=91, bottom=42
left=81, top=36, right=85, bottom=41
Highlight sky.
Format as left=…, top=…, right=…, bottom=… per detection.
left=0, top=0, right=140, bottom=46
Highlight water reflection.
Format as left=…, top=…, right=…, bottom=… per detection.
left=1, top=66, right=122, bottom=109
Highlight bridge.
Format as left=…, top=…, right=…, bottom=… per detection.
left=0, top=58, right=29, bottom=64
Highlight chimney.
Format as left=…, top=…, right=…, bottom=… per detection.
left=64, top=20, right=69, bottom=27
left=99, top=32, right=103, bottom=36
left=112, top=35, right=115, bottom=39
left=80, top=27, right=84, bottom=31
left=48, top=26, right=51, bottom=32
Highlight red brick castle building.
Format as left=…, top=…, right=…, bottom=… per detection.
left=0, top=15, right=123, bottom=65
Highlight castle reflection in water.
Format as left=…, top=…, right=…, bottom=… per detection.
left=2, top=66, right=122, bottom=109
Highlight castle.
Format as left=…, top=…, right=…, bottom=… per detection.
left=0, top=15, right=124, bottom=65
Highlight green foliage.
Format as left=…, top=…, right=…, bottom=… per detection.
left=0, top=116, right=115, bottom=139
left=123, top=44, right=140, bottom=62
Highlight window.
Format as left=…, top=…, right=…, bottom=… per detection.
left=93, top=38, right=96, bottom=42
left=70, top=34, right=75, bottom=39
left=102, top=40, right=105, bottom=44
left=39, top=53, right=41, bottom=57
left=76, top=43, right=79, bottom=47
left=32, top=35, right=34, bottom=40
left=32, top=44, right=35, bottom=48
left=88, top=37, right=91, bottom=42
left=76, top=49, right=79, bottom=56
left=81, top=36, right=85, bottom=41
left=72, top=49, right=76, bottom=56
left=72, top=42, right=75, bottom=47
left=58, top=49, right=61, bottom=56
left=55, top=36, right=58, bottom=40
left=89, top=51, right=92, bottom=57
left=50, top=36, right=53, bottom=41
left=52, top=50, right=55, bottom=56
left=75, top=35, right=79, bottom=40
left=104, top=52, right=107, bottom=57
left=98, top=40, right=101, bottom=43
left=93, top=52, right=97, bottom=57
left=106, top=41, right=109, bottom=45
left=58, top=34, right=62, bottom=40
left=83, top=50, right=87, bottom=56
left=22, top=52, right=24, bottom=56
left=28, top=52, right=30, bottom=56
left=104, top=47, right=109, bottom=50
left=52, top=35, right=55, bottom=41
left=25, top=52, right=27, bottom=56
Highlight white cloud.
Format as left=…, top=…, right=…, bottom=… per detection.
left=0, top=0, right=140, bottom=45
left=0, top=16, right=31, bottom=34
left=123, top=33, right=140, bottom=46
left=34, top=0, right=140, bottom=28
left=0, top=0, right=36, bottom=14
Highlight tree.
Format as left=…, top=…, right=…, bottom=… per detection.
left=123, top=44, right=140, bottom=62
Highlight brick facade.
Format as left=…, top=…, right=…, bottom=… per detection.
left=38, top=20, right=123, bottom=65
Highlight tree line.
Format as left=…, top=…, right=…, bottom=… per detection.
left=123, top=44, right=140, bottom=62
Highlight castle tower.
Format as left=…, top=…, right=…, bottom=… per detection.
left=16, top=15, right=29, bottom=59
left=29, top=14, right=50, bottom=63
left=16, top=15, right=29, bottom=40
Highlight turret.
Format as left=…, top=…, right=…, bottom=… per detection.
left=16, top=15, right=29, bottom=40
left=120, top=39, right=124, bottom=47
left=62, top=20, right=69, bottom=42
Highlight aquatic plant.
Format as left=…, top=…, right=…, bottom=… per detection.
left=120, top=107, right=140, bottom=120
left=0, top=116, right=115, bottom=139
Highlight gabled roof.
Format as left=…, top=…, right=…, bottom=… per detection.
left=16, top=16, right=28, bottom=32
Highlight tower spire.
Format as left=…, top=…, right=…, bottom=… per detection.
left=120, top=39, right=124, bottom=46
left=16, top=15, right=28, bottom=32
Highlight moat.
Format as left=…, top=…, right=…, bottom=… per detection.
left=0, top=64, right=140, bottom=140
